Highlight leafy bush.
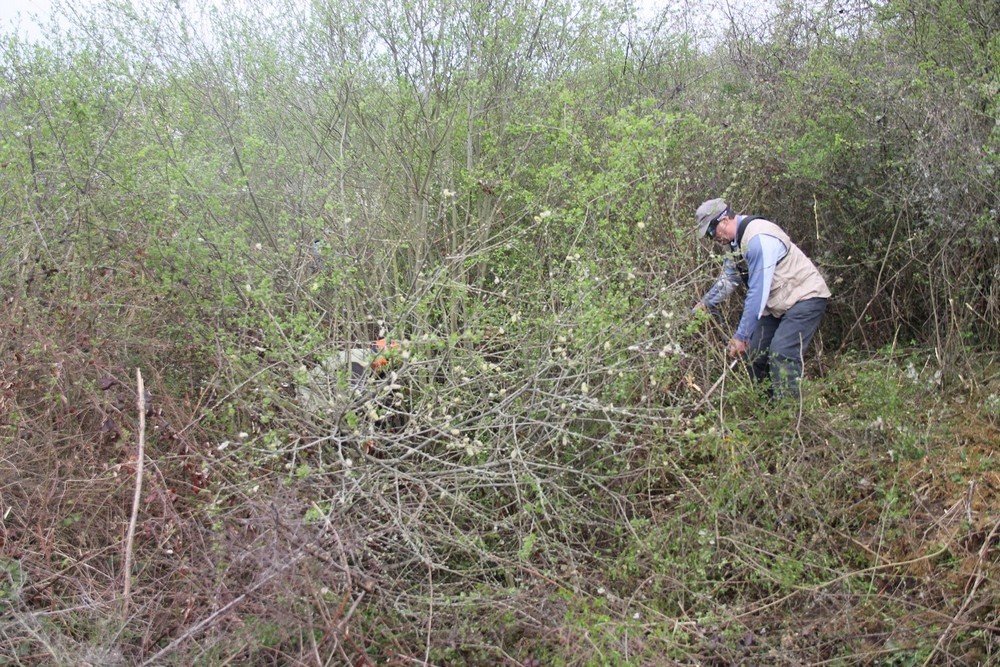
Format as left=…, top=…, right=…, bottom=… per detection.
left=0, top=0, right=996, bottom=664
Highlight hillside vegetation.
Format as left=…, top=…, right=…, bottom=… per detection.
left=0, top=0, right=997, bottom=664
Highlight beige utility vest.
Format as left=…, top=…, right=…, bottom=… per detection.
left=740, top=218, right=831, bottom=317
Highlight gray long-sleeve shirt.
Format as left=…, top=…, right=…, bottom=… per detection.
left=700, top=255, right=742, bottom=313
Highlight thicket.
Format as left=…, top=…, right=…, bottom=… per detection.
left=0, top=0, right=997, bottom=664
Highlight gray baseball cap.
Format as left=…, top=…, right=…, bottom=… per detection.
left=695, top=198, right=728, bottom=237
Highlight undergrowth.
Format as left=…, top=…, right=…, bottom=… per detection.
left=1, top=0, right=997, bottom=664
left=1, top=278, right=996, bottom=664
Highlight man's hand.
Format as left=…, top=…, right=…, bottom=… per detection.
left=727, top=337, right=749, bottom=357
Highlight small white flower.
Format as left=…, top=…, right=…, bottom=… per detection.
left=637, top=221, right=646, bottom=230
left=442, top=188, right=456, bottom=198
left=401, top=350, right=411, bottom=360
left=254, top=243, right=262, bottom=250
left=632, top=612, right=641, bottom=620
left=597, top=587, right=606, bottom=595
left=343, top=458, right=353, bottom=468
left=539, top=210, right=552, bottom=219
left=580, top=382, right=589, bottom=395
left=238, top=432, right=249, bottom=439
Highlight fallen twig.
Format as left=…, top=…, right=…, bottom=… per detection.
left=690, top=359, right=739, bottom=412
left=122, top=368, right=146, bottom=611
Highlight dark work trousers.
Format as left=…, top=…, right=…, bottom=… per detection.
left=747, top=297, right=828, bottom=400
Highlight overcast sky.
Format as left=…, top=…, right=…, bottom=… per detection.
left=1, top=0, right=91, bottom=41
left=1, top=0, right=763, bottom=53
left=1, top=0, right=53, bottom=35
left=3, top=0, right=677, bottom=42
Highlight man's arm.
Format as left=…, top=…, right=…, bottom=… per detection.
left=697, top=255, right=742, bottom=315
left=733, top=235, right=787, bottom=342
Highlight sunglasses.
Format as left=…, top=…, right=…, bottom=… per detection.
left=705, top=211, right=727, bottom=239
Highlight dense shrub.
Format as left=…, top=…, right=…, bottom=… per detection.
left=1, top=0, right=996, bottom=663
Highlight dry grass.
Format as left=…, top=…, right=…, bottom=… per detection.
left=1, top=268, right=996, bottom=664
